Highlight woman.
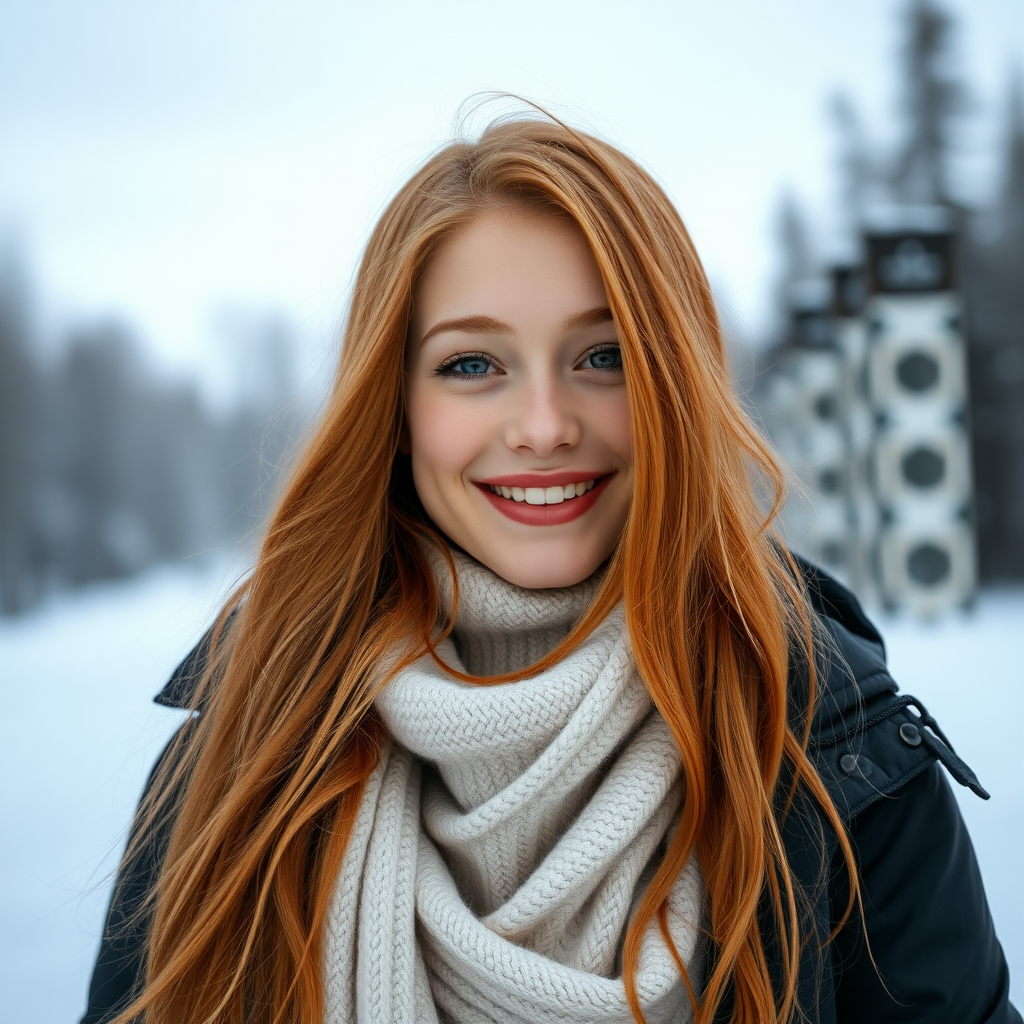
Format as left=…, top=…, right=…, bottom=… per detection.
left=81, top=115, right=1018, bottom=1024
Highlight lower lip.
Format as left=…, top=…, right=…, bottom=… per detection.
left=475, top=476, right=612, bottom=526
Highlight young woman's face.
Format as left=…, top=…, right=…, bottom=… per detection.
left=405, top=206, right=632, bottom=589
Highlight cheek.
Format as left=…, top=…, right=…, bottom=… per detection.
left=594, top=390, right=633, bottom=465
left=406, top=390, right=486, bottom=486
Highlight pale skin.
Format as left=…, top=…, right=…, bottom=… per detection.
left=404, top=206, right=633, bottom=589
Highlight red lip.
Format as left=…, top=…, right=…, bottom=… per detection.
left=477, top=470, right=609, bottom=488
left=474, top=474, right=612, bottom=526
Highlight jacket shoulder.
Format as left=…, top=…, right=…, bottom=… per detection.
left=793, top=555, right=988, bottom=822
left=154, top=611, right=236, bottom=712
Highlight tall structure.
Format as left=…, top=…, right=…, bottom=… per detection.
left=762, top=280, right=859, bottom=590
left=831, top=266, right=878, bottom=603
left=862, top=212, right=976, bottom=614
left=758, top=215, right=979, bottom=616
left=788, top=282, right=857, bottom=587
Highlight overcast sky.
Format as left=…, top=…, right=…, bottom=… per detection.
left=1, top=0, right=1022, bottom=401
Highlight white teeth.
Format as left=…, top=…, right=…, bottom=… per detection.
left=488, top=478, right=602, bottom=505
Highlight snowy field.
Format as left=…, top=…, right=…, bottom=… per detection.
left=1, top=562, right=1021, bottom=1023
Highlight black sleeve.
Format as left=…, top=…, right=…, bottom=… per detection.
left=79, top=725, right=191, bottom=1024
left=832, top=762, right=1020, bottom=1024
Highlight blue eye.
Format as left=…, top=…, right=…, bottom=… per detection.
left=580, top=346, right=622, bottom=370
left=456, top=358, right=490, bottom=374
left=436, top=353, right=495, bottom=377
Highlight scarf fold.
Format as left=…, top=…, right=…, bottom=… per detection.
left=324, top=549, right=705, bottom=1023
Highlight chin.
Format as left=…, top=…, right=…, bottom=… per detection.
left=471, top=544, right=608, bottom=590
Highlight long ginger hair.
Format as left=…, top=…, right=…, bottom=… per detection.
left=114, top=114, right=856, bottom=1024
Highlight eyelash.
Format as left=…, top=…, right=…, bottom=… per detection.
left=433, top=343, right=622, bottom=378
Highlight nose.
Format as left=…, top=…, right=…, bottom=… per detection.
left=504, top=377, right=582, bottom=456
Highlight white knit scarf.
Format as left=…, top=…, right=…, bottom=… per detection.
left=323, top=549, right=705, bottom=1023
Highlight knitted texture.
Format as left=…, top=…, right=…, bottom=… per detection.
left=323, top=549, right=705, bottom=1023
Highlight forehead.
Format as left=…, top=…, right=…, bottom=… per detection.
left=411, top=207, right=608, bottom=335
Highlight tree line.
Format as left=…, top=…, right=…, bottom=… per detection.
left=0, top=245, right=303, bottom=615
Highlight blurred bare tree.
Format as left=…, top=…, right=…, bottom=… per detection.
left=890, top=0, right=971, bottom=206
left=965, top=74, right=1024, bottom=580
left=0, top=242, right=43, bottom=612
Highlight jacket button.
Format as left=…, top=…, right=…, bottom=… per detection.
left=899, top=722, right=923, bottom=747
left=835, top=753, right=876, bottom=774
left=839, top=752, right=874, bottom=777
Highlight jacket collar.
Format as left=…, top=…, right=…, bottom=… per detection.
left=154, top=559, right=895, bottom=733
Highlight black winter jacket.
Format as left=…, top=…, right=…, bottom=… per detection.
left=81, top=561, right=1020, bottom=1023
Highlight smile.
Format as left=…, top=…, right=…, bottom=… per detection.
left=474, top=474, right=613, bottom=526
left=486, top=479, right=597, bottom=505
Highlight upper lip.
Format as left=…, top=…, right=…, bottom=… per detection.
left=475, top=471, right=611, bottom=488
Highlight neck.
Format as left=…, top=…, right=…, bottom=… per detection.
left=431, top=545, right=605, bottom=677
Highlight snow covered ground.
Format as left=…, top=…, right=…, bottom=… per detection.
left=0, top=559, right=242, bottom=1024
left=1, top=563, right=1021, bottom=1023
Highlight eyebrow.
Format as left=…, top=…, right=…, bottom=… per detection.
left=418, top=306, right=614, bottom=346
left=563, top=305, right=614, bottom=332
